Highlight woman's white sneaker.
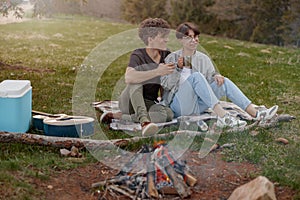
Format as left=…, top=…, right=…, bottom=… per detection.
left=197, top=120, right=209, bottom=132
left=217, top=113, right=247, bottom=128
left=254, top=105, right=278, bottom=122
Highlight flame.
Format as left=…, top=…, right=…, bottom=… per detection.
left=153, top=140, right=166, bottom=149
left=166, top=175, right=170, bottom=182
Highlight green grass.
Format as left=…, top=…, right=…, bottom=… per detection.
left=0, top=17, right=133, bottom=114
left=0, top=15, right=299, bottom=199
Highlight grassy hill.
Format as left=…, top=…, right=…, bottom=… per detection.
left=0, top=16, right=299, bottom=199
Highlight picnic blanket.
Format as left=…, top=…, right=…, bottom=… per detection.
left=92, top=100, right=295, bottom=132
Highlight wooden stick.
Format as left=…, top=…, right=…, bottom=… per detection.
left=119, top=185, right=135, bottom=195
left=92, top=170, right=146, bottom=188
left=92, top=176, right=127, bottom=188
left=134, top=179, right=144, bottom=199
left=108, top=185, right=136, bottom=199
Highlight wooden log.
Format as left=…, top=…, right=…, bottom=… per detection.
left=0, top=123, right=256, bottom=150
left=92, top=176, right=128, bottom=188
left=157, top=155, right=191, bottom=198
left=0, top=130, right=206, bottom=149
left=146, top=157, right=159, bottom=198
left=184, top=171, right=197, bottom=187
left=108, top=185, right=136, bottom=200
left=0, top=132, right=133, bottom=149
left=159, top=186, right=178, bottom=195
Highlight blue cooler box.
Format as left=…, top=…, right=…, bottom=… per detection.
left=0, top=80, right=32, bottom=133
left=43, top=116, right=94, bottom=138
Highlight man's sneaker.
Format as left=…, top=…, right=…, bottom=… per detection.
left=217, top=113, right=247, bottom=128
left=141, top=122, right=159, bottom=136
left=100, top=111, right=122, bottom=124
left=254, top=105, right=278, bottom=122
left=100, top=112, right=114, bottom=124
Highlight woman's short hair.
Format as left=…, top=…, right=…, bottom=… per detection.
left=175, top=22, right=200, bottom=39
left=138, top=18, right=170, bottom=45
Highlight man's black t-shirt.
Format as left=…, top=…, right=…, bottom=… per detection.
left=128, top=48, right=171, bottom=101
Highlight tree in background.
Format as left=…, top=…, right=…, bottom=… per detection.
left=30, top=0, right=86, bottom=18
left=277, top=0, right=294, bottom=46
left=249, top=0, right=291, bottom=45
left=0, top=0, right=24, bottom=18
left=0, top=0, right=87, bottom=18
left=121, top=0, right=294, bottom=46
left=30, top=0, right=55, bottom=17
left=121, top=0, right=169, bottom=24
left=282, top=0, right=300, bottom=46
left=168, top=0, right=215, bottom=28
left=231, top=0, right=255, bottom=40
left=1, top=0, right=298, bottom=46
left=232, top=0, right=297, bottom=46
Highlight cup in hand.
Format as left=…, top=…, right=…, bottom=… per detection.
left=183, top=56, right=192, bottom=68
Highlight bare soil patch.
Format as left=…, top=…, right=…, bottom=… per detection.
left=32, top=151, right=295, bottom=200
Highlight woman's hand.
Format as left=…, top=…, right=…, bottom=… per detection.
left=214, top=74, right=225, bottom=86
left=177, top=57, right=184, bottom=69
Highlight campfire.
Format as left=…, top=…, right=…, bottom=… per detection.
left=92, top=141, right=197, bottom=199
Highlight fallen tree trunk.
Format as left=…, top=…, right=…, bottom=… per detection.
left=0, top=131, right=125, bottom=149
left=0, top=121, right=257, bottom=149
left=0, top=130, right=204, bottom=149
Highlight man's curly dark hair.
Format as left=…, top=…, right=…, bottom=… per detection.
left=138, top=18, right=170, bottom=45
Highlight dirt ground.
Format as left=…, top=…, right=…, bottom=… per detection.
left=31, top=150, right=295, bottom=200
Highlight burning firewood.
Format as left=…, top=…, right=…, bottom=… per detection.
left=92, top=142, right=197, bottom=199
left=156, top=155, right=191, bottom=198
left=146, top=161, right=159, bottom=198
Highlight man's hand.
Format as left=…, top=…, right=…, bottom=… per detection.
left=125, top=63, right=175, bottom=84
left=157, top=63, right=175, bottom=76
left=214, top=74, right=225, bottom=86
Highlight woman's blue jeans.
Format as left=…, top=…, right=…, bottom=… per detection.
left=170, top=72, right=251, bottom=117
